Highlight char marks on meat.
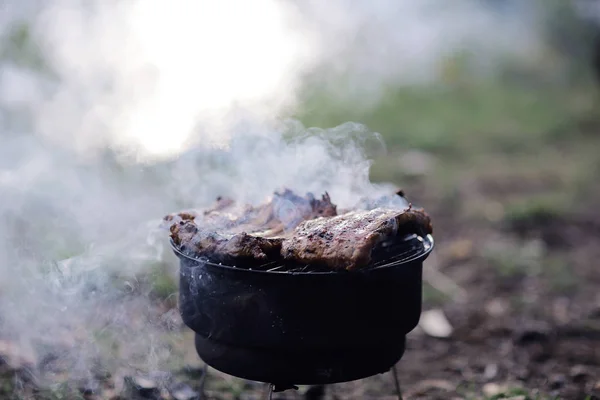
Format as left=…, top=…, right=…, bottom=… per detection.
left=166, top=188, right=432, bottom=271
left=281, top=205, right=432, bottom=271
left=166, top=189, right=337, bottom=264
left=170, top=221, right=283, bottom=263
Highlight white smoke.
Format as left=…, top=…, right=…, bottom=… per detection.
left=0, top=0, right=559, bottom=392
left=8, top=0, right=319, bottom=162
left=1, top=0, right=546, bottom=162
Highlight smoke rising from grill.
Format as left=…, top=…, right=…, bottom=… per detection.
left=0, top=0, right=548, bottom=391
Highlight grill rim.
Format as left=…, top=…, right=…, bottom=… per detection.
left=170, top=233, right=434, bottom=276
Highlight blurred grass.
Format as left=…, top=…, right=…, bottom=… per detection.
left=298, top=78, right=598, bottom=156
left=148, top=261, right=178, bottom=306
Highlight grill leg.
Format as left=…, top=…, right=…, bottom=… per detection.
left=304, top=384, right=326, bottom=400
left=392, top=365, right=403, bottom=400
left=199, top=364, right=208, bottom=400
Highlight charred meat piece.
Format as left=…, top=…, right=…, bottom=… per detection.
left=163, top=211, right=198, bottom=223
left=170, top=219, right=283, bottom=264
left=167, top=188, right=432, bottom=270
left=247, top=189, right=337, bottom=233
left=308, top=191, right=337, bottom=218
left=167, top=189, right=338, bottom=264
left=163, top=196, right=237, bottom=226
left=167, top=189, right=337, bottom=235
left=281, top=206, right=433, bottom=271
left=162, top=210, right=200, bottom=232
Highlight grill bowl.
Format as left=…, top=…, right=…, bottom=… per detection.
left=172, top=233, right=434, bottom=386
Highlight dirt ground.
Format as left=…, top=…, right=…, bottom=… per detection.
left=369, top=165, right=600, bottom=400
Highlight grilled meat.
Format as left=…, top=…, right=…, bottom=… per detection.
left=166, top=189, right=432, bottom=270
left=167, top=189, right=337, bottom=263
left=280, top=205, right=432, bottom=271
left=170, top=220, right=283, bottom=263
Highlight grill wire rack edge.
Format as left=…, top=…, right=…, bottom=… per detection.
left=190, top=233, right=431, bottom=274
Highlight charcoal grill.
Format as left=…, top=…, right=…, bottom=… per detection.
left=172, top=232, right=434, bottom=398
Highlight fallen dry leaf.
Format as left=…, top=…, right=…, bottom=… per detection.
left=419, top=309, right=453, bottom=338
